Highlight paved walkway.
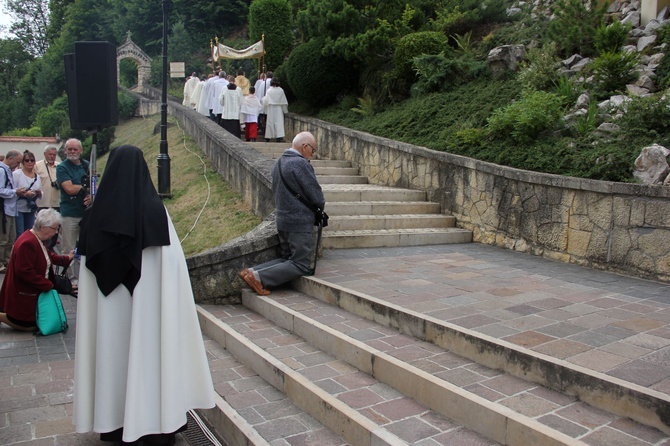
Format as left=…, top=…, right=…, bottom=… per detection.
left=0, top=285, right=189, bottom=445
left=316, top=244, right=670, bottom=392
left=2, top=243, right=670, bottom=444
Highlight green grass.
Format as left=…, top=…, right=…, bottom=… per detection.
left=101, top=116, right=261, bottom=256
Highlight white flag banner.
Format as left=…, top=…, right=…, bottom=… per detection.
left=214, top=40, right=264, bottom=60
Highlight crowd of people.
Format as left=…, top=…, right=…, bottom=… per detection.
left=183, top=68, right=289, bottom=143
left=0, top=67, right=319, bottom=445
left=0, top=141, right=215, bottom=445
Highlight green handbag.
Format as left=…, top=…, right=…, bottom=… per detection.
left=35, top=289, right=68, bottom=336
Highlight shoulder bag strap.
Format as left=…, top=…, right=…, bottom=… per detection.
left=277, top=158, right=319, bottom=214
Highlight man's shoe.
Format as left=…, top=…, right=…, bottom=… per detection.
left=0, top=265, right=6, bottom=274
left=239, top=269, right=270, bottom=296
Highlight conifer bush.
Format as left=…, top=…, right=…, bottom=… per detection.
left=285, top=38, right=357, bottom=108
left=394, top=31, right=448, bottom=84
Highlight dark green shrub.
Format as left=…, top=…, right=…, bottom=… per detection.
left=517, top=42, right=562, bottom=92
left=595, top=21, right=631, bottom=54
left=553, top=76, right=579, bottom=107
left=4, top=127, right=42, bottom=137
left=249, top=0, right=294, bottom=71
left=285, top=38, right=357, bottom=108
left=654, top=24, right=670, bottom=89
left=394, top=31, right=448, bottom=84
left=429, top=0, right=509, bottom=35
left=118, top=90, right=139, bottom=119
left=272, top=63, right=294, bottom=101
left=119, top=59, right=139, bottom=88
left=618, top=94, right=670, bottom=137
left=590, top=50, right=640, bottom=97
left=487, top=90, right=563, bottom=143
left=412, top=52, right=488, bottom=94
left=35, top=96, right=70, bottom=136
left=547, top=0, right=607, bottom=57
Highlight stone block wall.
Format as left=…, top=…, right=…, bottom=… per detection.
left=286, top=114, right=670, bottom=282
left=165, top=97, right=281, bottom=303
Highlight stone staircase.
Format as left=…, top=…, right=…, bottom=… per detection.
left=195, top=276, right=670, bottom=445
left=188, top=142, right=670, bottom=445
left=247, top=142, right=472, bottom=249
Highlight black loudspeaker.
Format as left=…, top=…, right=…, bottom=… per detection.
left=64, top=41, right=118, bottom=130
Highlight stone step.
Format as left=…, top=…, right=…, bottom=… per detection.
left=326, top=201, right=441, bottom=216
left=317, top=175, right=369, bottom=185
left=311, top=160, right=353, bottom=168
left=321, top=228, right=473, bottom=249
left=241, top=290, right=598, bottom=446
left=196, top=331, right=349, bottom=446
left=323, top=185, right=426, bottom=202
left=294, top=276, right=670, bottom=438
left=198, top=303, right=508, bottom=446
left=326, top=214, right=456, bottom=231
left=247, top=141, right=288, bottom=150
left=315, top=166, right=361, bottom=176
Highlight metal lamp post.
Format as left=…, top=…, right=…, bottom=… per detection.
left=157, top=0, right=172, bottom=198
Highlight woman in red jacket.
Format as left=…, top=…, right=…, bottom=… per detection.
left=0, top=208, right=74, bottom=331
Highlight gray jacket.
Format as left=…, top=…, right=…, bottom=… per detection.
left=272, top=149, right=325, bottom=233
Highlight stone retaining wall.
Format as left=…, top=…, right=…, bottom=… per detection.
left=286, top=115, right=670, bottom=282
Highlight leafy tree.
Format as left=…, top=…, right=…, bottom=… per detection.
left=172, top=0, right=251, bottom=47
left=4, top=0, right=50, bottom=56
left=35, top=95, right=69, bottom=136
left=0, top=38, right=34, bottom=133
left=249, top=0, right=294, bottom=70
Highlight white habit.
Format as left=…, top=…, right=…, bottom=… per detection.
left=73, top=216, right=215, bottom=442
left=182, top=76, right=199, bottom=107
left=190, top=80, right=204, bottom=110
left=263, top=86, right=289, bottom=140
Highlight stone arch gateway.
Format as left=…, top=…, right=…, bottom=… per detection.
left=116, top=32, right=152, bottom=88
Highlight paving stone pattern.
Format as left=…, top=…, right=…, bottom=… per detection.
left=263, top=289, right=670, bottom=445
left=202, top=331, right=350, bottom=445
left=316, top=244, right=670, bottom=391
left=203, top=305, right=498, bottom=445
left=0, top=294, right=189, bottom=446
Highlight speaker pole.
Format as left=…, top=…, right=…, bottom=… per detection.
left=157, top=0, right=172, bottom=198
left=89, top=128, right=98, bottom=198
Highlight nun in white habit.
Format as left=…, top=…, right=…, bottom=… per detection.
left=73, top=145, right=215, bottom=445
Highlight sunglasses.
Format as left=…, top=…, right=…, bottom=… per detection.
left=23, top=158, right=35, bottom=162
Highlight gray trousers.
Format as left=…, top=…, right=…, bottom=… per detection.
left=256, top=230, right=315, bottom=288
left=0, top=216, right=16, bottom=266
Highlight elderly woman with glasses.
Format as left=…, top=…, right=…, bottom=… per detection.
left=0, top=208, right=74, bottom=332
left=13, top=150, right=43, bottom=236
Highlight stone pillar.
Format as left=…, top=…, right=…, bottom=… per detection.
left=641, top=0, right=670, bottom=26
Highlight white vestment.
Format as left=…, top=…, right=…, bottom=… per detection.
left=196, top=76, right=218, bottom=116
left=253, top=79, right=266, bottom=102
left=73, top=216, right=215, bottom=442
left=241, top=95, right=263, bottom=123
left=263, top=86, right=289, bottom=139
left=182, top=76, right=199, bottom=107
left=210, top=78, right=229, bottom=116
left=190, top=80, right=204, bottom=109
left=220, top=86, right=243, bottom=120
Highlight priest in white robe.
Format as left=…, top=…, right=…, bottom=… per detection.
left=262, top=78, right=289, bottom=142
left=195, top=73, right=218, bottom=116
left=182, top=73, right=199, bottom=107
